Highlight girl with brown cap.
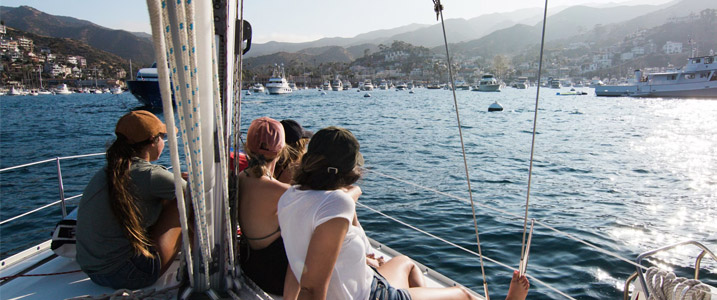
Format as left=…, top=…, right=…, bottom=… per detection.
left=237, top=116, right=296, bottom=297
left=75, top=110, right=185, bottom=289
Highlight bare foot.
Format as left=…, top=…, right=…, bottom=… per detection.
left=505, top=270, right=530, bottom=300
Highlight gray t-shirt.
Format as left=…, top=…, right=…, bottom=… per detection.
left=76, top=158, right=184, bottom=274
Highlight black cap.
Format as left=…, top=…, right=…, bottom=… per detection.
left=280, top=119, right=313, bottom=144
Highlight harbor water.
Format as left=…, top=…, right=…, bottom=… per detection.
left=1, top=88, right=715, bottom=299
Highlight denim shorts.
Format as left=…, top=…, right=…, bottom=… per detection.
left=368, top=267, right=412, bottom=300
left=87, top=248, right=161, bottom=290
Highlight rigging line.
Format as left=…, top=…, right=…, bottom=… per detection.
left=432, top=1, right=490, bottom=298
left=363, top=168, right=650, bottom=271
left=357, top=202, right=577, bottom=300
left=520, top=0, right=550, bottom=275
left=147, top=0, right=195, bottom=286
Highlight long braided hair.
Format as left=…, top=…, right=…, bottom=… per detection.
left=105, top=134, right=158, bottom=257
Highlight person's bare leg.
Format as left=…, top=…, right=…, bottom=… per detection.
left=376, top=255, right=425, bottom=289
left=505, top=270, right=530, bottom=300
left=150, top=198, right=183, bottom=275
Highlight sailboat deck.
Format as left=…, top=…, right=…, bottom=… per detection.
left=0, top=238, right=482, bottom=299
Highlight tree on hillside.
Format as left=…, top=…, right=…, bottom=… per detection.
left=492, top=54, right=509, bottom=79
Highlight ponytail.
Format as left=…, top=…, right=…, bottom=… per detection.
left=105, top=134, right=156, bottom=257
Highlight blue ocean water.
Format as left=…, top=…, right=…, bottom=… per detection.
left=1, top=88, right=715, bottom=299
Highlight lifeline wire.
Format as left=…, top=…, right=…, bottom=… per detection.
left=357, top=202, right=577, bottom=300
left=363, top=168, right=650, bottom=271
left=432, top=1, right=490, bottom=298
left=519, top=0, right=550, bottom=276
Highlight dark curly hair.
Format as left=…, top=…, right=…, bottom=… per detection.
left=293, top=126, right=363, bottom=190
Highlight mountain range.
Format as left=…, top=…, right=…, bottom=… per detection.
left=2, top=0, right=716, bottom=71
left=0, top=5, right=155, bottom=66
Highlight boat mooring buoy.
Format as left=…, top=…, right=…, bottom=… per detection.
left=246, top=91, right=251, bottom=95
left=488, top=101, right=503, bottom=112
left=321, top=91, right=327, bottom=95
left=364, top=93, right=371, bottom=97
left=409, top=89, right=414, bottom=94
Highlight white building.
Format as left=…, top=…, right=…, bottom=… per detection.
left=663, top=41, right=683, bottom=54
left=621, top=52, right=634, bottom=61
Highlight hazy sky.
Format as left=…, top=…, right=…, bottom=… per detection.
left=2, top=0, right=673, bottom=43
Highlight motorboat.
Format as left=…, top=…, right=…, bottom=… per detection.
left=343, top=80, right=352, bottom=90
left=110, top=86, right=123, bottom=94
left=596, top=55, right=717, bottom=98
left=395, top=82, right=408, bottom=91
left=322, top=80, right=331, bottom=91
left=266, top=65, right=293, bottom=95
left=454, top=80, right=470, bottom=90
left=331, top=77, right=343, bottom=91
left=378, top=79, right=389, bottom=90
left=361, top=79, right=374, bottom=91
left=250, top=83, right=265, bottom=93
left=7, top=87, right=24, bottom=96
left=515, top=77, right=529, bottom=89
left=549, top=77, right=561, bottom=89
left=126, top=63, right=164, bottom=107
left=474, top=74, right=501, bottom=92
left=55, top=84, right=73, bottom=95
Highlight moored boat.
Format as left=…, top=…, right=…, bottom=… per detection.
left=266, top=65, right=293, bottom=95
left=473, top=74, right=501, bottom=92
left=126, top=64, right=164, bottom=107
left=596, top=55, right=717, bottom=98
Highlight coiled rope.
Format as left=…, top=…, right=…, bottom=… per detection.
left=432, top=1, right=491, bottom=298
left=644, top=267, right=712, bottom=300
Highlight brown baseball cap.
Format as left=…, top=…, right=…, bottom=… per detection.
left=246, top=117, right=285, bottom=158
left=115, top=110, right=167, bottom=144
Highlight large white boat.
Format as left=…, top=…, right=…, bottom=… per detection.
left=474, top=74, right=501, bottom=92
left=515, top=77, right=529, bottom=89
left=250, top=83, right=265, bottom=93
left=55, top=84, right=73, bottom=95
left=361, top=79, right=374, bottom=91
left=596, top=55, right=717, bottom=98
left=265, top=65, right=293, bottom=95
left=331, top=77, right=343, bottom=91
left=378, top=79, right=390, bottom=90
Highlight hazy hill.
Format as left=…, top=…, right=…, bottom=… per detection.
left=0, top=5, right=155, bottom=65
left=446, top=24, right=542, bottom=58
left=245, top=23, right=429, bottom=58
left=539, top=4, right=671, bottom=41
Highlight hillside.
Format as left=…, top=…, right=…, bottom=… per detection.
left=4, top=27, right=133, bottom=74
left=0, top=5, right=155, bottom=65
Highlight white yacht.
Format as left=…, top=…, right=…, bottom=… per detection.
left=378, top=79, right=389, bottom=90
left=322, top=80, right=331, bottom=91
left=474, top=74, right=501, bottom=92
left=361, top=79, right=374, bottom=91
left=596, top=55, right=717, bottom=98
left=250, top=83, right=265, bottom=93
left=8, top=87, right=24, bottom=96
left=265, top=65, right=293, bottom=95
left=331, top=77, right=343, bottom=91
left=515, top=77, right=529, bottom=89
left=110, top=86, right=123, bottom=94
left=55, top=84, right=73, bottom=95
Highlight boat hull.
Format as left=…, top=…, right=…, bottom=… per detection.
left=596, top=82, right=717, bottom=98
left=127, top=80, right=163, bottom=107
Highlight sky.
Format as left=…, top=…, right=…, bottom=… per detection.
left=2, top=0, right=673, bottom=44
